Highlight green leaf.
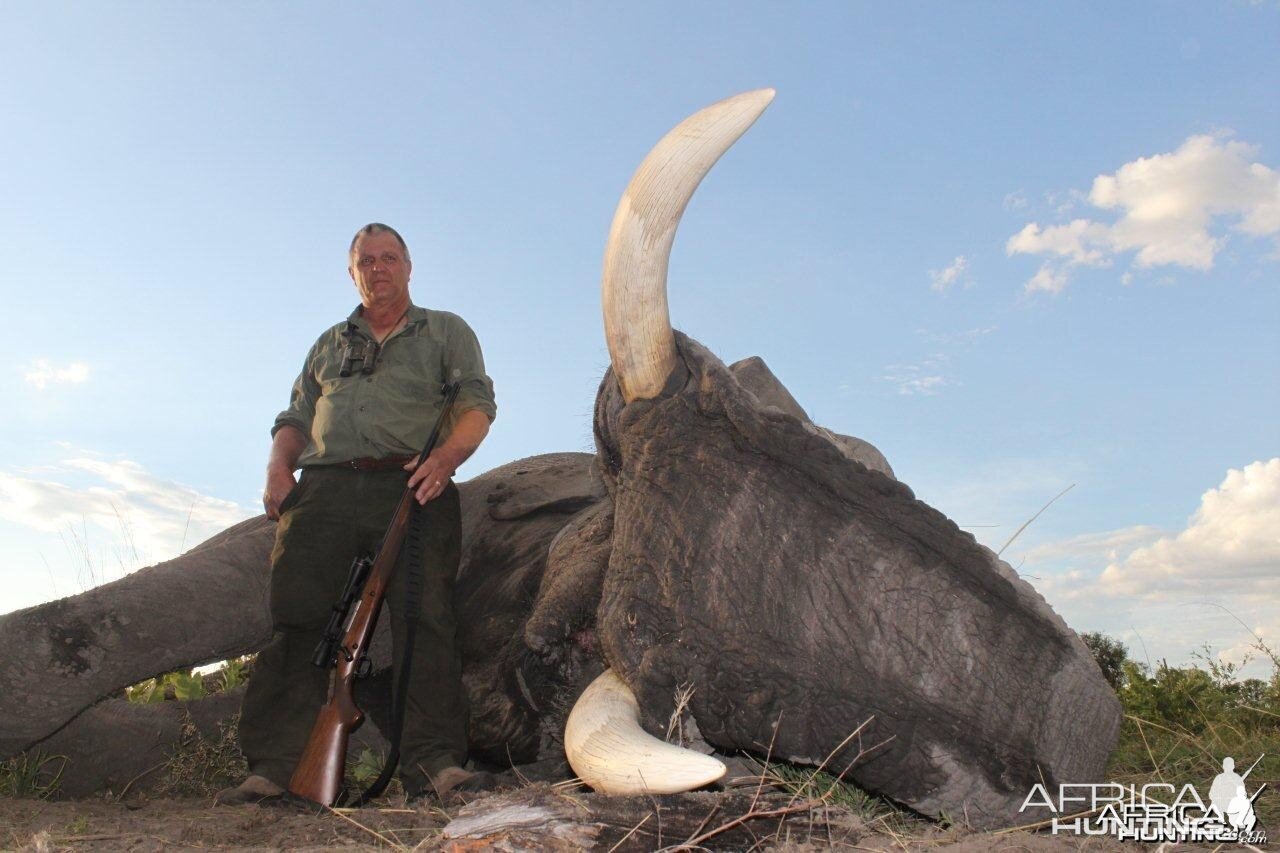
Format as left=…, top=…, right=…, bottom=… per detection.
left=218, top=657, right=247, bottom=691
left=167, top=670, right=208, bottom=701
left=350, top=749, right=383, bottom=784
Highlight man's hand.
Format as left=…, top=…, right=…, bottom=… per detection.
left=404, top=448, right=461, bottom=504
left=404, top=409, right=491, bottom=504
left=264, top=425, right=308, bottom=521
left=264, top=466, right=299, bottom=520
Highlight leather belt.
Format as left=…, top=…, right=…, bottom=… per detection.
left=345, top=454, right=416, bottom=471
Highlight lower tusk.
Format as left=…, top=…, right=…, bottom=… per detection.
left=564, top=668, right=726, bottom=795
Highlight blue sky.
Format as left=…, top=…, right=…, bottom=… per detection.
left=2, top=3, right=1277, bottom=674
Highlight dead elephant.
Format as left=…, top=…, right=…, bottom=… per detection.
left=0, top=89, right=1119, bottom=829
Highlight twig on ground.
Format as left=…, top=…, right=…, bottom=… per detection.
left=640, top=771, right=663, bottom=849
left=325, top=804, right=405, bottom=850
left=767, top=716, right=891, bottom=812
left=993, top=806, right=1104, bottom=834
left=608, top=813, right=652, bottom=853
left=115, top=760, right=166, bottom=801
left=688, top=804, right=719, bottom=843
left=750, top=712, right=784, bottom=816
left=661, top=799, right=819, bottom=852
left=504, top=743, right=532, bottom=788
left=542, top=781, right=593, bottom=815
left=879, top=818, right=909, bottom=851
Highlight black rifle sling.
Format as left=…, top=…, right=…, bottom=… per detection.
left=353, top=501, right=426, bottom=805
left=352, top=382, right=460, bottom=807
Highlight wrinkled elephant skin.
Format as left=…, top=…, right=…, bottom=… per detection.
left=592, top=333, right=1119, bottom=828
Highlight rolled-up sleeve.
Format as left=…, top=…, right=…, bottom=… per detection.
left=272, top=338, right=322, bottom=439
left=442, top=317, right=497, bottom=423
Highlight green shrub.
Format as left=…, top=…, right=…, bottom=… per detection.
left=0, top=751, right=67, bottom=799
left=1081, top=631, right=1128, bottom=691
left=125, top=670, right=206, bottom=703
left=215, top=656, right=251, bottom=691
left=1098, top=633, right=1280, bottom=829
left=125, top=656, right=255, bottom=704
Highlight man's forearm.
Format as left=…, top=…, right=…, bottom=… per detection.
left=436, top=409, right=491, bottom=469
left=269, top=425, right=310, bottom=474
left=405, top=408, right=491, bottom=504
left=264, top=425, right=309, bottom=520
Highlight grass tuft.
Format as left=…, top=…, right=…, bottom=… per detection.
left=0, top=751, right=68, bottom=799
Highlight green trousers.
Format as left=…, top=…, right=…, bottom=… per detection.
left=240, top=466, right=468, bottom=794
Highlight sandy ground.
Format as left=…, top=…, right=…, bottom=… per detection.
left=2, top=795, right=446, bottom=851
left=0, top=790, right=1174, bottom=852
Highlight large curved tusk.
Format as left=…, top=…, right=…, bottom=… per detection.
left=564, top=668, right=727, bottom=795
left=602, top=88, right=776, bottom=403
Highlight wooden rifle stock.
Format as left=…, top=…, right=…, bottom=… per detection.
left=287, top=382, right=460, bottom=808
left=287, top=491, right=415, bottom=806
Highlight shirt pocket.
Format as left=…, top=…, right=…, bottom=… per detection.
left=386, top=334, right=446, bottom=397
left=313, top=347, right=356, bottom=395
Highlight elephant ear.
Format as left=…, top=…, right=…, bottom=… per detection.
left=728, top=356, right=810, bottom=420
left=484, top=454, right=608, bottom=520
left=728, top=355, right=895, bottom=480
left=524, top=499, right=615, bottom=654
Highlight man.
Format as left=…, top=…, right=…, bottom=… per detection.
left=217, top=223, right=497, bottom=805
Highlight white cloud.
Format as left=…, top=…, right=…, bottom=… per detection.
left=1008, top=134, right=1280, bottom=293
left=1007, top=220, right=1114, bottom=267
left=928, top=255, right=971, bottom=292
left=896, top=375, right=946, bottom=395
left=883, top=355, right=950, bottom=396
left=0, top=458, right=253, bottom=595
left=1018, top=460, right=1280, bottom=677
left=1025, top=263, right=1071, bottom=295
left=1099, top=458, right=1280, bottom=597
left=1020, top=524, right=1165, bottom=567
left=916, top=325, right=997, bottom=346
left=24, top=359, right=90, bottom=389
left=1003, top=190, right=1029, bottom=212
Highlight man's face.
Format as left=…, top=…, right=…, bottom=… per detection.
left=349, top=231, right=412, bottom=311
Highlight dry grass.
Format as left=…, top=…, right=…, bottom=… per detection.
left=156, top=713, right=248, bottom=798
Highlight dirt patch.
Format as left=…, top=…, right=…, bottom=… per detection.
left=0, top=796, right=447, bottom=851
left=0, top=789, right=1148, bottom=852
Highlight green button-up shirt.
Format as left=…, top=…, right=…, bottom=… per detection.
left=273, top=304, right=497, bottom=468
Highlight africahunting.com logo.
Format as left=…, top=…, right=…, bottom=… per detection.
left=1020, top=755, right=1267, bottom=845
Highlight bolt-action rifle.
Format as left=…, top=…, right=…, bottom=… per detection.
left=287, top=382, right=461, bottom=808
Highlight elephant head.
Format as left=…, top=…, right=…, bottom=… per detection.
left=521, top=89, right=1120, bottom=828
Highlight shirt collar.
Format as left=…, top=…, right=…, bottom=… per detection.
left=346, top=303, right=429, bottom=337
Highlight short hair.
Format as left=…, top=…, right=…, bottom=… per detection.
left=349, top=223, right=411, bottom=263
